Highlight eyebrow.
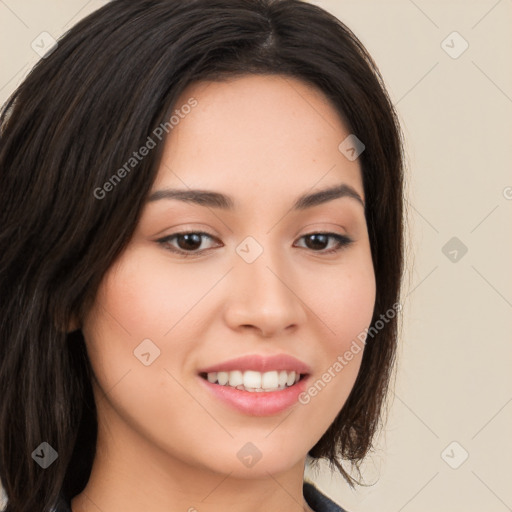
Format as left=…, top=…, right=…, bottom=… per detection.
left=147, top=183, right=364, bottom=210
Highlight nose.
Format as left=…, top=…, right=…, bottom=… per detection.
left=223, top=242, right=307, bottom=338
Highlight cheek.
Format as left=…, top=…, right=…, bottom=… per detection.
left=296, top=246, right=375, bottom=411
left=311, top=247, right=376, bottom=354
left=80, top=251, right=218, bottom=459
left=81, top=245, right=227, bottom=399
left=86, top=246, right=222, bottom=342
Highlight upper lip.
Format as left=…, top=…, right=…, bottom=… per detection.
left=198, top=354, right=311, bottom=374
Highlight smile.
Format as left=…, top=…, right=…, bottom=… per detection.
left=200, top=370, right=305, bottom=392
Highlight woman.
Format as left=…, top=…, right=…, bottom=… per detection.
left=0, top=1, right=404, bottom=511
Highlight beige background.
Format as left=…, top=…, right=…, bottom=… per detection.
left=1, top=1, right=511, bottom=511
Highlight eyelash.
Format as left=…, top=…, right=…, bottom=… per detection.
left=157, top=231, right=353, bottom=258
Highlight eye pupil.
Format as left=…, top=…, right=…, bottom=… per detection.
left=305, top=234, right=328, bottom=250
left=178, top=233, right=202, bottom=250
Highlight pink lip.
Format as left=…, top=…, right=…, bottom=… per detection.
left=197, top=354, right=311, bottom=416
left=198, top=375, right=310, bottom=416
left=197, top=354, right=311, bottom=374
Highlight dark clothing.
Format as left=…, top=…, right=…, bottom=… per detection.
left=303, top=482, right=347, bottom=511
left=52, top=481, right=348, bottom=511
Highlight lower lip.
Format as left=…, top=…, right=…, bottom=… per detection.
left=198, top=375, right=309, bottom=416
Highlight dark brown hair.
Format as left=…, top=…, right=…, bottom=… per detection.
left=0, top=0, right=404, bottom=510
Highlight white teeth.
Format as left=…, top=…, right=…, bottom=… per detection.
left=243, top=370, right=261, bottom=389
left=228, top=370, right=243, bottom=387
left=286, top=371, right=296, bottom=387
left=204, top=369, right=303, bottom=391
left=261, top=371, right=278, bottom=390
left=217, top=371, right=229, bottom=385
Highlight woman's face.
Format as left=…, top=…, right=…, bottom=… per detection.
left=81, top=74, right=376, bottom=479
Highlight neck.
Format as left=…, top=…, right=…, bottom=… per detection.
left=71, top=412, right=312, bottom=512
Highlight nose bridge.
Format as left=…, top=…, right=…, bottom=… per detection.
left=226, top=234, right=305, bottom=334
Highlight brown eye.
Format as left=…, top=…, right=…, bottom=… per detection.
left=175, top=233, right=203, bottom=251
left=303, top=234, right=329, bottom=250
left=157, top=231, right=221, bottom=257
left=295, top=233, right=353, bottom=254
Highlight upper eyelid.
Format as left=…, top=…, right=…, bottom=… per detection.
left=157, top=229, right=349, bottom=241
left=157, top=221, right=350, bottom=239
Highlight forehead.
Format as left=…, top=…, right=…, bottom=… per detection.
left=152, top=74, right=363, bottom=202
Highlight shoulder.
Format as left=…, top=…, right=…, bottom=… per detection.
left=303, top=480, right=350, bottom=512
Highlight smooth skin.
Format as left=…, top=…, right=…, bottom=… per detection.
left=71, top=74, right=376, bottom=512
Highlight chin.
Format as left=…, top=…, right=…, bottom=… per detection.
left=201, top=440, right=308, bottom=479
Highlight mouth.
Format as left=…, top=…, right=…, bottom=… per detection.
left=196, top=354, right=311, bottom=415
left=199, top=370, right=308, bottom=392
